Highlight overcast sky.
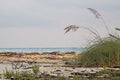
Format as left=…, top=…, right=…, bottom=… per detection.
left=0, top=0, right=120, bottom=48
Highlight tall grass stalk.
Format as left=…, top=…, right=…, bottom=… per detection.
left=88, top=8, right=110, bottom=34
left=64, top=8, right=120, bottom=67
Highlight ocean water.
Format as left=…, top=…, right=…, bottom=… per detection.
left=0, top=48, right=84, bottom=53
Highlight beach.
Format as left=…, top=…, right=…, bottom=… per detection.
left=0, top=52, right=104, bottom=77
left=0, top=52, right=79, bottom=74
left=0, top=52, right=120, bottom=80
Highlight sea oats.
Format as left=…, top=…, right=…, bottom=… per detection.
left=109, top=34, right=120, bottom=40
left=88, top=8, right=110, bottom=33
left=64, top=25, right=79, bottom=33
left=115, top=28, right=120, bottom=31
left=88, top=8, right=102, bottom=19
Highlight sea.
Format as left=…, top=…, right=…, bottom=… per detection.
left=0, top=48, right=84, bottom=53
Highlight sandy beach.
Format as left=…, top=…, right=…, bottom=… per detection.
left=0, top=52, right=101, bottom=76
left=0, top=52, right=120, bottom=80
left=0, top=63, right=104, bottom=78
left=0, top=52, right=79, bottom=74
left=0, top=52, right=104, bottom=77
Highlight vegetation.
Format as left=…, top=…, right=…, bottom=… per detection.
left=96, top=69, right=120, bottom=77
left=3, top=68, right=120, bottom=80
left=75, top=37, right=120, bottom=67
left=96, top=69, right=120, bottom=80
left=3, top=64, right=40, bottom=80
left=32, top=64, right=40, bottom=77
left=64, top=8, right=120, bottom=67
left=3, top=68, right=14, bottom=79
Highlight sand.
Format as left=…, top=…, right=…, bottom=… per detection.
left=0, top=62, right=104, bottom=78
left=0, top=52, right=78, bottom=74
left=0, top=52, right=104, bottom=78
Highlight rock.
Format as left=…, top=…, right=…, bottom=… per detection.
left=50, top=52, right=60, bottom=55
left=71, top=72, right=97, bottom=78
left=100, top=74, right=110, bottom=78
left=10, top=77, right=15, bottom=80
left=112, top=66, right=120, bottom=68
left=71, top=72, right=82, bottom=76
left=43, top=65, right=51, bottom=67
left=55, top=70, right=62, bottom=72
left=68, top=75, right=73, bottom=78
left=51, top=70, right=63, bottom=76
left=81, top=70, right=86, bottom=73
left=39, top=73, right=50, bottom=77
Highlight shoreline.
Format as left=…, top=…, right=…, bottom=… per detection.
left=0, top=52, right=119, bottom=79
left=0, top=47, right=83, bottom=54
left=0, top=52, right=79, bottom=75
left=0, top=52, right=80, bottom=62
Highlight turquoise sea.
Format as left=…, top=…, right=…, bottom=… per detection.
left=0, top=48, right=84, bottom=53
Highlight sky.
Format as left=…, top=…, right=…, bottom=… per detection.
left=0, top=0, right=120, bottom=48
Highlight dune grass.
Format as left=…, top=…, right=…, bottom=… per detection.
left=64, top=8, right=120, bottom=67
left=75, top=37, right=120, bottom=67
